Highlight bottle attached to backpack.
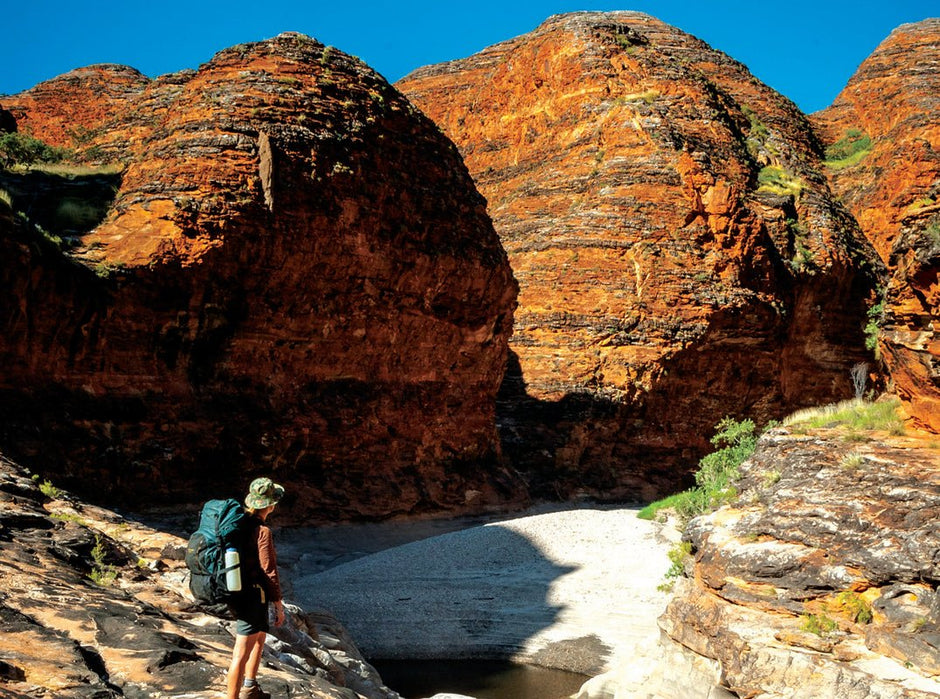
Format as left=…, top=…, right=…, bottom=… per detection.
left=224, top=547, right=242, bottom=592
left=185, top=498, right=250, bottom=605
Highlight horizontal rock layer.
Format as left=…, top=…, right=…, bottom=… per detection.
left=657, top=425, right=940, bottom=698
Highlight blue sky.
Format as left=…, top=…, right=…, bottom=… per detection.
left=2, top=1, right=936, bottom=113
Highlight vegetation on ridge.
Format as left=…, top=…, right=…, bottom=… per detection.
left=1, top=131, right=123, bottom=257
left=638, top=416, right=758, bottom=522
left=823, top=128, right=872, bottom=170
left=757, top=165, right=803, bottom=197
left=784, top=396, right=904, bottom=434
left=0, top=131, right=71, bottom=168
left=639, top=396, right=905, bottom=525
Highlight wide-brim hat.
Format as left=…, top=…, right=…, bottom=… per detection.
left=245, top=477, right=285, bottom=510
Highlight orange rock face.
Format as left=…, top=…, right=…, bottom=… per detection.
left=0, top=34, right=522, bottom=520
left=811, top=19, right=940, bottom=433
left=3, top=64, right=151, bottom=155
left=398, top=12, right=881, bottom=498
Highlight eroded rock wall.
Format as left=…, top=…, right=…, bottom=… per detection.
left=656, top=426, right=940, bottom=699
left=812, top=19, right=940, bottom=432
left=0, top=33, right=523, bottom=520
left=398, top=12, right=880, bottom=500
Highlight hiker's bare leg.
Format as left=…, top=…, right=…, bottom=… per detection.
left=246, top=632, right=266, bottom=681
left=226, top=633, right=252, bottom=699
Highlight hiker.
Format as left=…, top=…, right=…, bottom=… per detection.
left=226, top=477, right=286, bottom=699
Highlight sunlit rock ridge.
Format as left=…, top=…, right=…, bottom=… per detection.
left=812, top=18, right=940, bottom=433
left=398, top=11, right=882, bottom=501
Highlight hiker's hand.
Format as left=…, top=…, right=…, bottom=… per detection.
left=274, top=601, right=286, bottom=627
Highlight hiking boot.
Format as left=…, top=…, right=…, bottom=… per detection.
left=238, top=684, right=270, bottom=699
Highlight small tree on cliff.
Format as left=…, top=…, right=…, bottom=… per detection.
left=0, top=132, right=70, bottom=169
left=850, top=363, right=868, bottom=400
left=693, top=417, right=757, bottom=509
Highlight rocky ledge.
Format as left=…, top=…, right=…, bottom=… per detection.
left=653, top=421, right=940, bottom=698
left=0, top=452, right=399, bottom=698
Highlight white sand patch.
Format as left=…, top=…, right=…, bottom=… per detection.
left=289, top=506, right=674, bottom=676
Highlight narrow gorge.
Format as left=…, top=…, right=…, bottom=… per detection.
left=0, top=10, right=937, bottom=699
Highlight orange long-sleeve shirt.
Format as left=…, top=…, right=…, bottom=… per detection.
left=246, top=520, right=282, bottom=603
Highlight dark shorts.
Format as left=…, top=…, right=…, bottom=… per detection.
left=228, top=585, right=269, bottom=636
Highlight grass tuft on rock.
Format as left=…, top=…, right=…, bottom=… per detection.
left=638, top=417, right=757, bottom=522
left=823, top=129, right=872, bottom=170
left=783, top=397, right=903, bottom=434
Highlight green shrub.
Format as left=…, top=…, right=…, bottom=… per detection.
left=801, top=613, right=838, bottom=636
left=696, top=417, right=757, bottom=487
left=865, top=293, right=886, bottom=356
left=741, top=105, right=770, bottom=140
left=637, top=491, right=692, bottom=520
left=638, top=417, right=758, bottom=523
left=824, top=129, right=872, bottom=170
left=0, top=132, right=72, bottom=168
left=89, top=535, right=118, bottom=586
left=742, top=104, right=771, bottom=159
left=38, top=479, right=63, bottom=499
left=658, top=541, right=693, bottom=592
left=836, top=591, right=873, bottom=624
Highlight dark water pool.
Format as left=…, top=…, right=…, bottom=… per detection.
left=370, top=658, right=588, bottom=699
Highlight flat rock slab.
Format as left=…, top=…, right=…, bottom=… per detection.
left=291, top=507, right=672, bottom=675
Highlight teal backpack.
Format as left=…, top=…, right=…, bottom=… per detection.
left=185, top=499, right=250, bottom=604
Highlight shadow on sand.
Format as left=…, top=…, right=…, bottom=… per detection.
left=288, top=520, right=577, bottom=663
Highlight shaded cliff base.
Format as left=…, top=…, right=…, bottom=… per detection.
left=0, top=453, right=400, bottom=699
left=3, top=412, right=939, bottom=698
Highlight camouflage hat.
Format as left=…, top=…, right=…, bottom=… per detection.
left=245, top=477, right=285, bottom=510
